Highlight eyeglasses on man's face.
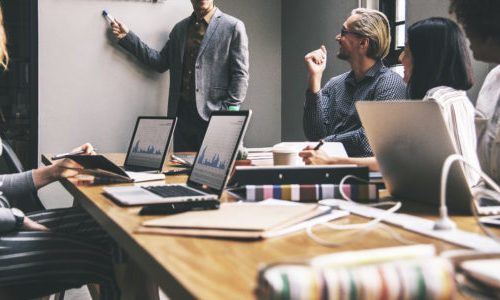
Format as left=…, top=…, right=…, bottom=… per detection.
left=340, top=27, right=365, bottom=37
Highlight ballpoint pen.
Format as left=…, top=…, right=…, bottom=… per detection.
left=51, top=148, right=99, bottom=160
left=171, top=154, right=193, bottom=168
left=313, top=139, right=324, bottom=150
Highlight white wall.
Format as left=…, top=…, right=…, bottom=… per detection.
left=38, top=0, right=281, bottom=207
left=39, top=0, right=188, bottom=156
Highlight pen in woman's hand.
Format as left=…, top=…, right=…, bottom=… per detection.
left=313, top=139, right=324, bottom=150
left=51, top=148, right=98, bottom=160
left=51, top=150, right=85, bottom=160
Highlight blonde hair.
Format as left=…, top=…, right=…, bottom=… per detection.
left=0, top=5, right=9, bottom=70
left=350, top=8, right=391, bottom=60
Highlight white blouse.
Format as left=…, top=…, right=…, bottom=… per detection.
left=476, top=65, right=500, bottom=184
left=424, top=86, right=481, bottom=186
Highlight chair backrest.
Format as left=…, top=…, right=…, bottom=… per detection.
left=0, top=139, right=44, bottom=212
left=1, top=140, right=25, bottom=173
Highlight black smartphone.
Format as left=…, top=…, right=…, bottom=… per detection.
left=163, top=169, right=191, bottom=176
left=139, top=200, right=220, bottom=215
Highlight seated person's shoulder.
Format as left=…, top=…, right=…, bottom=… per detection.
left=379, top=66, right=405, bottom=83
left=315, top=72, right=352, bottom=93
left=326, top=71, right=351, bottom=85
left=373, top=67, right=406, bottom=96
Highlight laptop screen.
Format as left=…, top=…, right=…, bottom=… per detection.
left=124, top=117, right=176, bottom=170
left=189, top=112, right=250, bottom=194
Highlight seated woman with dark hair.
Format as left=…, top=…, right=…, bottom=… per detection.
left=300, top=17, right=481, bottom=186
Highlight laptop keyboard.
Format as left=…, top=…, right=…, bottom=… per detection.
left=142, top=185, right=206, bottom=198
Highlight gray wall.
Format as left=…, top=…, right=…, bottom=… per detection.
left=38, top=0, right=281, bottom=207
left=217, top=0, right=282, bottom=147
left=282, top=0, right=357, bottom=141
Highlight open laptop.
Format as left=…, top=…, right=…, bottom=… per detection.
left=103, top=110, right=252, bottom=205
left=123, top=116, right=176, bottom=173
left=356, top=101, right=472, bottom=213
left=64, top=116, right=176, bottom=183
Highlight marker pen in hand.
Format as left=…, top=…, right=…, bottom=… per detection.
left=102, top=10, right=116, bottom=24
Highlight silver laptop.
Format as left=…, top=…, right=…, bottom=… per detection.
left=103, top=110, right=252, bottom=206
left=122, top=116, right=177, bottom=173
left=356, top=101, right=472, bottom=212
left=64, top=116, right=176, bottom=183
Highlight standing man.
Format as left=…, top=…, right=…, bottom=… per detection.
left=111, top=0, right=249, bottom=151
left=450, top=0, right=500, bottom=184
left=303, top=8, right=406, bottom=157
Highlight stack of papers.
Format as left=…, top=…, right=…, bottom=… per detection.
left=273, top=142, right=348, bottom=160
left=247, top=147, right=273, bottom=161
left=246, top=142, right=348, bottom=164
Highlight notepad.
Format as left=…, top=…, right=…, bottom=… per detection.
left=138, top=202, right=347, bottom=239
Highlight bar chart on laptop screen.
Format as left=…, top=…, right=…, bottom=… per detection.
left=190, top=116, right=246, bottom=189
left=127, top=119, right=173, bottom=168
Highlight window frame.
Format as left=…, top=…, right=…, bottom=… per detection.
left=379, top=0, right=406, bottom=67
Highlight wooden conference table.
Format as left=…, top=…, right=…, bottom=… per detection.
left=42, top=153, right=499, bottom=299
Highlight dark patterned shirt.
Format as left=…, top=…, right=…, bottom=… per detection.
left=303, top=61, right=407, bottom=157
left=180, top=14, right=209, bottom=102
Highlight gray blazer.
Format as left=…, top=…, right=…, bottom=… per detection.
left=119, top=8, right=249, bottom=120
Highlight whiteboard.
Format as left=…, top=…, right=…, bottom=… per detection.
left=39, top=0, right=192, bottom=155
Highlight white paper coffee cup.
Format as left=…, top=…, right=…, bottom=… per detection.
left=272, top=147, right=301, bottom=165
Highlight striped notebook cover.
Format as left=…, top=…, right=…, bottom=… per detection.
left=244, top=184, right=378, bottom=202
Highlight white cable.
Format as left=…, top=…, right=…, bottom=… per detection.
left=439, top=154, right=500, bottom=243
left=441, top=155, right=500, bottom=203
left=306, top=223, right=375, bottom=247
left=338, top=174, right=368, bottom=202
left=338, top=174, right=397, bottom=208
left=306, top=174, right=410, bottom=246
left=471, top=188, right=500, bottom=243
left=378, top=223, right=417, bottom=245
left=306, top=221, right=417, bottom=247
left=321, top=201, right=401, bottom=230
left=307, top=155, right=500, bottom=247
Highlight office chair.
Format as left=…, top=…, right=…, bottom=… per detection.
left=0, top=139, right=45, bottom=212
left=0, top=140, right=102, bottom=300
left=1, top=139, right=24, bottom=173
left=0, top=140, right=70, bottom=299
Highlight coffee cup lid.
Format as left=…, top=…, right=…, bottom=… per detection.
left=272, top=146, right=300, bottom=153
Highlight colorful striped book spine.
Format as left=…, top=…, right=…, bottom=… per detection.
left=257, top=257, right=456, bottom=300
left=245, top=184, right=378, bottom=202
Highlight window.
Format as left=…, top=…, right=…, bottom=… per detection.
left=379, top=0, right=406, bottom=66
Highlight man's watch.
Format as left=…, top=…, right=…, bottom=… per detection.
left=11, top=208, right=25, bottom=230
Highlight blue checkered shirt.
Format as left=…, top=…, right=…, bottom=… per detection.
left=303, top=61, right=407, bottom=157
